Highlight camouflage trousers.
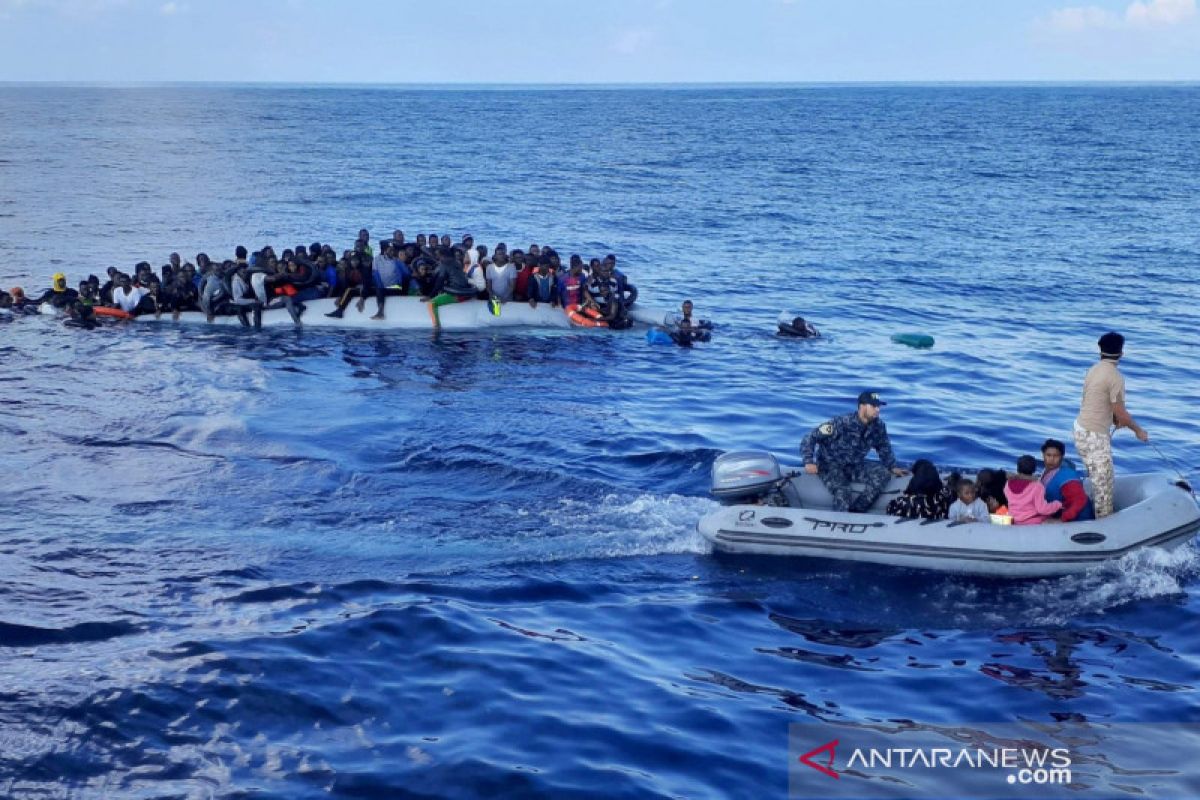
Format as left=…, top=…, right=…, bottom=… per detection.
left=1074, top=422, right=1113, bottom=518
left=820, top=461, right=893, bottom=513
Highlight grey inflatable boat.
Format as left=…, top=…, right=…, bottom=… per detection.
left=698, top=451, right=1200, bottom=578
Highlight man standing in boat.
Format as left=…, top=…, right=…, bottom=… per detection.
left=1073, top=331, right=1149, bottom=518
left=800, top=391, right=908, bottom=513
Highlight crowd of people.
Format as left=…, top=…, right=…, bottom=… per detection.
left=799, top=331, right=1148, bottom=525
left=0, top=229, right=645, bottom=331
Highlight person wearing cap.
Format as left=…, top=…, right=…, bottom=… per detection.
left=1073, top=331, right=1148, bottom=518
left=800, top=391, right=908, bottom=513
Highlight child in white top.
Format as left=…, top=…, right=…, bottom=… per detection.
left=949, top=479, right=990, bottom=523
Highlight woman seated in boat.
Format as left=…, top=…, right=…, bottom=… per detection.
left=1039, top=438, right=1095, bottom=522
left=885, top=459, right=957, bottom=520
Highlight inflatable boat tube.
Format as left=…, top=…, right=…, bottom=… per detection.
left=131, top=295, right=675, bottom=332
left=700, top=454, right=1200, bottom=578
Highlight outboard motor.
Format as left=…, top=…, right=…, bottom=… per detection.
left=711, top=451, right=782, bottom=505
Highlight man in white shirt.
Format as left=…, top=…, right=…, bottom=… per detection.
left=485, top=251, right=516, bottom=302
left=111, top=274, right=148, bottom=314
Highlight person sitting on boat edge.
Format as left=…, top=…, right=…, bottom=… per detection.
left=948, top=478, right=990, bottom=523
left=228, top=262, right=263, bottom=328
left=1039, top=438, right=1095, bottom=522
left=801, top=391, right=908, bottom=513
left=422, top=246, right=477, bottom=328
left=369, top=241, right=412, bottom=320
left=559, top=258, right=606, bottom=327
left=1006, top=455, right=1062, bottom=525
left=591, top=280, right=633, bottom=329
left=603, top=254, right=638, bottom=309
left=410, top=256, right=437, bottom=300
left=324, top=255, right=370, bottom=319
left=886, top=459, right=956, bottom=520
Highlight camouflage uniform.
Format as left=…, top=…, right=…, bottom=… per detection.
left=800, top=411, right=898, bottom=512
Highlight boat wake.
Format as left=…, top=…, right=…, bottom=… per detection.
left=508, top=492, right=716, bottom=564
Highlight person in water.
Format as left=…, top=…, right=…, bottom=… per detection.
left=778, top=314, right=820, bottom=338
left=1073, top=331, right=1147, bottom=518
left=1039, top=438, right=1095, bottom=522
left=801, top=391, right=908, bottom=513
left=885, top=459, right=956, bottom=520
left=30, top=272, right=80, bottom=308
left=1006, top=455, right=1062, bottom=525
left=63, top=302, right=98, bottom=330
left=948, top=478, right=990, bottom=523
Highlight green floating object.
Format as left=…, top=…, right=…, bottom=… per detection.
left=892, top=333, right=935, bottom=349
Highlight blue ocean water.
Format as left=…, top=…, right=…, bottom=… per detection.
left=1, top=85, right=1199, bottom=799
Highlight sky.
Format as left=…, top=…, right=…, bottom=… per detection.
left=0, top=0, right=1197, bottom=83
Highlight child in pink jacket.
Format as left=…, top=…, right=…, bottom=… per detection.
left=1006, top=454, right=1062, bottom=525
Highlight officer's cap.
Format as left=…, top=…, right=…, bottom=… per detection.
left=857, top=391, right=887, bottom=407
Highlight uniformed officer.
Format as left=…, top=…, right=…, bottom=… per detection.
left=800, top=391, right=908, bottom=512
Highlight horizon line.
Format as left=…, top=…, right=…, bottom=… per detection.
left=2, top=79, right=1199, bottom=90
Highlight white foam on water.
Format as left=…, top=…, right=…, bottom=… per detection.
left=1013, top=541, right=1199, bottom=626
left=515, top=492, right=716, bottom=563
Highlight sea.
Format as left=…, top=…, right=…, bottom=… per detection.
left=1, top=84, right=1199, bottom=799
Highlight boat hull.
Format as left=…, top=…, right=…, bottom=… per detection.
left=127, top=296, right=674, bottom=331
left=698, top=473, right=1200, bottom=578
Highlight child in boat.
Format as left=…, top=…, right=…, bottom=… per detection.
left=885, top=459, right=957, bottom=520
left=1006, top=455, right=1062, bottom=525
left=948, top=478, right=990, bottom=523
left=984, top=494, right=1008, bottom=518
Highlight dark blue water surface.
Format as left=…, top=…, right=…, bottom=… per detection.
left=2, top=85, right=1200, bottom=799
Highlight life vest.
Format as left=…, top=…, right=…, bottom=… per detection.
left=565, top=303, right=607, bottom=328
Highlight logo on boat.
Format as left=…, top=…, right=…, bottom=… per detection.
left=806, top=518, right=886, bottom=534
left=736, top=510, right=756, bottom=526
